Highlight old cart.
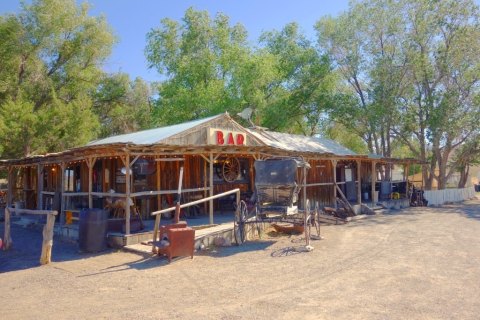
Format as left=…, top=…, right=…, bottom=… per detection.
left=233, top=157, right=321, bottom=249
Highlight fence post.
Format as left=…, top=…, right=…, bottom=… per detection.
left=40, top=213, right=56, bottom=265
left=3, top=207, right=12, bottom=250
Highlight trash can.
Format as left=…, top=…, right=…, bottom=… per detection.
left=79, top=208, right=108, bottom=252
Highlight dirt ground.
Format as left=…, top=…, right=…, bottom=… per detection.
left=2, top=200, right=480, bottom=320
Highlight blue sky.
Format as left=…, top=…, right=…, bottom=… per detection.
left=0, top=1, right=350, bottom=82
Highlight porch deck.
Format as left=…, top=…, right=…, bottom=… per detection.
left=122, top=221, right=236, bottom=257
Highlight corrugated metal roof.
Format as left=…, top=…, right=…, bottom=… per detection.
left=87, top=114, right=221, bottom=146
left=246, top=128, right=356, bottom=156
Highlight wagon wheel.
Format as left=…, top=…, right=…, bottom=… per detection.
left=234, top=200, right=248, bottom=245
left=222, top=157, right=240, bottom=182
left=304, top=199, right=311, bottom=247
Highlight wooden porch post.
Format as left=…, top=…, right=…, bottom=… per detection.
left=152, top=157, right=162, bottom=251
left=303, top=165, right=307, bottom=210
left=87, top=157, right=96, bottom=209
left=156, top=158, right=161, bottom=210
left=371, top=161, right=377, bottom=204
left=149, top=161, right=162, bottom=253
left=124, top=154, right=131, bottom=235
left=7, top=167, right=13, bottom=207
left=23, top=166, right=28, bottom=207
left=59, top=163, right=65, bottom=224
left=209, top=153, right=214, bottom=225
left=405, top=163, right=409, bottom=199
left=356, top=160, right=362, bottom=205
left=37, top=164, right=44, bottom=210
left=332, top=159, right=337, bottom=208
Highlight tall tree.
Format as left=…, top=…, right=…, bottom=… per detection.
left=0, top=0, right=115, bottom=158
left=452, top=136, right=480, bottom=188
left=259, top=23, right=339, bottom=136
left=317, top=0, right=480, bottom=189
left=316, top=0, right=408, bottom=155
left=93, top=73, right=152, bottom=138
left=145, top=8, right=254, bottom=125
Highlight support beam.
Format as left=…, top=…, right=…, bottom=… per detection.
left=371, top=161, right=377, bottom=204
left=7, top=167, right=13, bottom=207
left=209, top=153, right=214, bottom=225
left=356, top=160, right=362, bottom=205
left=37, top=164, right=44, bottom=210
left=332, top=160, right=337, bottom=208
left=303, top=165, right=307, bottom=210
left=335, top=183, right=355, bottom=215
left=86, top=157, right=96, bottom=209
left=23, top=167, right=28, bottom=208
left=59, top=163, right=66, bottom=224
left=203, top=157, right=208, bottom=214
left=405, top=164, right=409, bottom=200
left=156, top=157, right=161, bottom=210
left=125, top=154, right=131, bottom=235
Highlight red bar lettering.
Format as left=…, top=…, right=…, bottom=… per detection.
left=216, top=131, right=224, bottom=145
left=236, top=134, right=245, bottom=145
left=227, top=132, right=235, bottom=145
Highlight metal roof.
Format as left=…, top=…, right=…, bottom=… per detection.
left=87, top=113, right=357, bottom=156
left=87, top=114, right=221, bottom=146
left=246, top=128, right=357, bottom=156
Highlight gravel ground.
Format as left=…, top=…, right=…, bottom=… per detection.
left=1, top=200, right=480, bottom=320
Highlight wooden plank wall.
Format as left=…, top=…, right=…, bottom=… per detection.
left=303, top=159, right=335, bottom=208
left=361, top=161, right=373, bottom=182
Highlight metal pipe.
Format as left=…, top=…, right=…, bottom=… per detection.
left=151, top=188, right=240, bottom=216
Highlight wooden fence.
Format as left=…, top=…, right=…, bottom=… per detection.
left=3, top=208, right=58, bottom=265
left=423, top=187, right=476, bottom=206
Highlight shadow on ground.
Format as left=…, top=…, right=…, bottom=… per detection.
left=0, top=223, right=278, bottom=273
left=3, top=200, right=479, bottom=274
left=198, top=240, right=276, bottom=258
left=437, top=201, right=480, bottom=222
left=0, top=224, right=113, bottom=273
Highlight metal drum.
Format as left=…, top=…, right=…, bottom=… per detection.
left=79, top=208, right=108, bottom=252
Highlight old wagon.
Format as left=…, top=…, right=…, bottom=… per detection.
left=233, top=157, right=321, bottom=249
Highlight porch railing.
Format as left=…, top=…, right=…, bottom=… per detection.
left=150, top=188, right=240, bottom=252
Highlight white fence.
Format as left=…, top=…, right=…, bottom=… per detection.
left=423, top=186, right=476, bottom=206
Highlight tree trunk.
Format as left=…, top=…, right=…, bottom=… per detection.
left=458, top=165, right=469, bottom=188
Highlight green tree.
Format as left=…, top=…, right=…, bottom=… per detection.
left=321, top=122, right=368, bottom=154
left=145, top=8, right=254, bottom=125
left=0, top=0, right=115, bottom=158
left=259, top=23, right=339, bottom=136
left=317, top=0, right=480, bottom=189
left=397, top=0, right=480, bottom=189
left=452, top=137, right=480, bottom=188
left=316, top=0, right=408, bottom=155
left=93, top=73, right=152, bottom=138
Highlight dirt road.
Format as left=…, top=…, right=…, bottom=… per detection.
left=2, top=200, right=480, bottom=319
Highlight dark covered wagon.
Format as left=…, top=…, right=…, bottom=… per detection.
left=234, top=157, right=321, bottom=249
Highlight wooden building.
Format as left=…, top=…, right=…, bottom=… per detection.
left=0, top=113, right=419, bottom=236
